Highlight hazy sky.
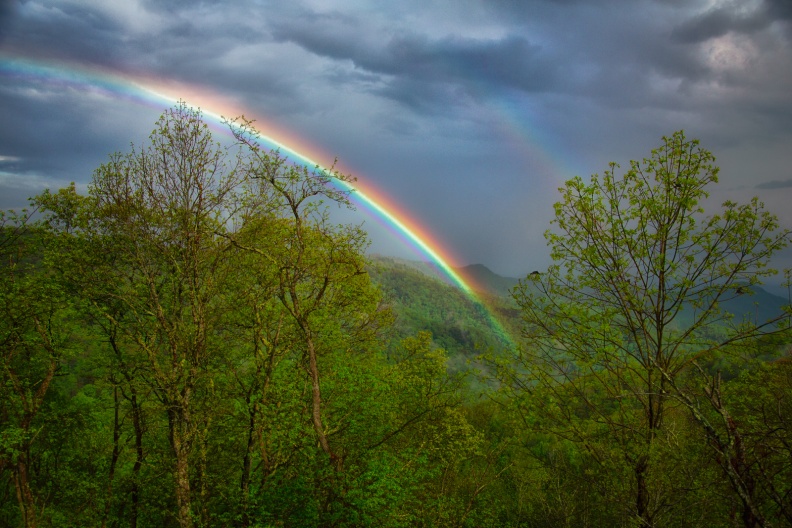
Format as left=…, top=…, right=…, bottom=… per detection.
left=1, top=0, right=791, bottom=278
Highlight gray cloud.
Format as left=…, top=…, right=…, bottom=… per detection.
left=0, top=0, right=790, bottom=276
left=766, top=0, right=792, bottom=21
left=756, top=178, right=792, bottom=190
left=0, top=4, right=142, bottom=70
left=673, top=8, right=767, bottom=44
left=673, top=0, right=792, bottom=44
left=270, top=16, right=556, bottom=110
left=0, top=0, right=15, bottom=43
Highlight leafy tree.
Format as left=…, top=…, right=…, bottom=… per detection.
left=33, top=183, right=170, bottom=528
left=30, top=104, right=454, bottom=527
left=225, top=116, right=389, bottom=468
left=657, top=346, right=792, bottom=527
left=55, top=102, right=247, bottom=528
left=730, top=357, right=792, bottom=523
left=0, top=210, right=81, bottom=528
left=505, top=131, right=790, bottom=526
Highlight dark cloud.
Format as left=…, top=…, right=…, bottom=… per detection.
left=271, top=15, right=555, bottom=109
left=766, top=0, right=792, bottom=21
left=756, top=178, right=792, bottom=190
left=141, top=0, right=228, bottom=13
left=0, top=0, right=790, bottom=275
left=673, top=10, right=760, bottom=43
left=672, top=0, right=792, bottom=44
left=464, top=0, right=717, bottom=111
left=485, top=0, right=634, bottom=16
left=0, top=3, right=130, bottom=67
left=268, top=10, right=361, bottom=61
left=0, top=0, right=16, bottom=43
left=381, top=34, right=550, bottom=93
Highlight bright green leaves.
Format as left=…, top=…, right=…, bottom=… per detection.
left=509, top=131, right=791, bottom=526
left=0, top=211, right=83, bottom=527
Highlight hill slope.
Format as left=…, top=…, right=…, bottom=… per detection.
left=456, top=263, right=521, bottom=298
left=368, top=256, right=790, bottom=367
left=367, top=256, right=520, bottom=371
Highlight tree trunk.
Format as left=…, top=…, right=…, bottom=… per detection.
left=168, top=404, right=194, bottom=528
left=102, top=385, right=122, bottom=528
left=240, top=404, right=256, bottom=528
left=130, top=391, right=144, bottom=528
left=13, top=455, right=37, bottom=528
left=635, top=456, right=651, bottom=528
left=305, top=334, right=334, bottom=462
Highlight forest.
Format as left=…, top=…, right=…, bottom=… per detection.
left=1, top=103, right=791, bottom=528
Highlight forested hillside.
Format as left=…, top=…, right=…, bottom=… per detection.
left=2, top=107, right=792, bottom=527
left=367, top=256, right=519, bottom=371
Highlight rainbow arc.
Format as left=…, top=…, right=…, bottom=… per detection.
left=0, top=54, right=516, bottom=347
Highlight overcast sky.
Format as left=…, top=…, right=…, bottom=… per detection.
left=1, top=0, right=791, bottom=280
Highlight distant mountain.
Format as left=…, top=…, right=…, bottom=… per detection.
left=367, top=255, right=450, bottom=282
left=366, top=256, right=520, bottom=370
left=367, top=255, right=525, bottom=299
left=455, top=263, right=521, bottom=298
left=712, top=284, right=790, bottom=326
left=366, top=256, right=790, bottom=369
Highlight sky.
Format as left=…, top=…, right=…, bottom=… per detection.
left=0, top=0, right=791, bottom=281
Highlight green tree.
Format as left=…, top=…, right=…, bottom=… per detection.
left=78, top=102, right=245, bottom=528
left=34, top=183, right=168, bottom=527
left=226, top=116, right=387, bottom=468
left=0, top=210, right=79, bottom=528
left=656, top=343, right=792, bottom=527
left=506, top=131, right=790, bottom=526
left=30, top=104, right=408, bottom=527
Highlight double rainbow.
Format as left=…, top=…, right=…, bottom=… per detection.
left=0, top=54, right=516, bottom=346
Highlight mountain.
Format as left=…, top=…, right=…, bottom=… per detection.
left=455, top=263, right=521, bottom=298
left=367, top=256, right=520, bottom=371
left=367, top=255, right=525, bottom=298
left=367, top=256, right=790, bottom=373
left=712, top=284, right=790, bottom=326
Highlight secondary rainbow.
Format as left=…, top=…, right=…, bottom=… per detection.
left=0, top=54, right=517, bottom=346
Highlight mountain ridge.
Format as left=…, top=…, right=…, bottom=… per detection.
left=369, top=255, right=790, bottom=330
left=455, top=263, right=521, bottom=298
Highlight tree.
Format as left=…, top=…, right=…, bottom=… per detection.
left=655, top=341, right=792, bottom=527
left=78, top=102, right=245, bottom=528
left=505, top=131, right=791, bottom=526
left=0, top=210, right=78, bottom=528
left=225, top=116, right=386, bottom=468
left=30, top=104, right=403, bottom=526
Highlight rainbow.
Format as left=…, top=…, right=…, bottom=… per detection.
left=0, top=54, right=516, bottom=347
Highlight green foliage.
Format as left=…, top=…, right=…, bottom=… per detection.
left=0, top=211, right=85, bottom=527
left=368, top=256, right=518, bottom=371
left=4, top=113, right=791, bottom=528
left=504, top=131, right=792, bottom=526
left=725, top=358, right=792, bottom=523
left=0, top=104, right=502, bottom=527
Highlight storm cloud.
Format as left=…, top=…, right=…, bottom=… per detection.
left=0, top=0, right=790, bottom=278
